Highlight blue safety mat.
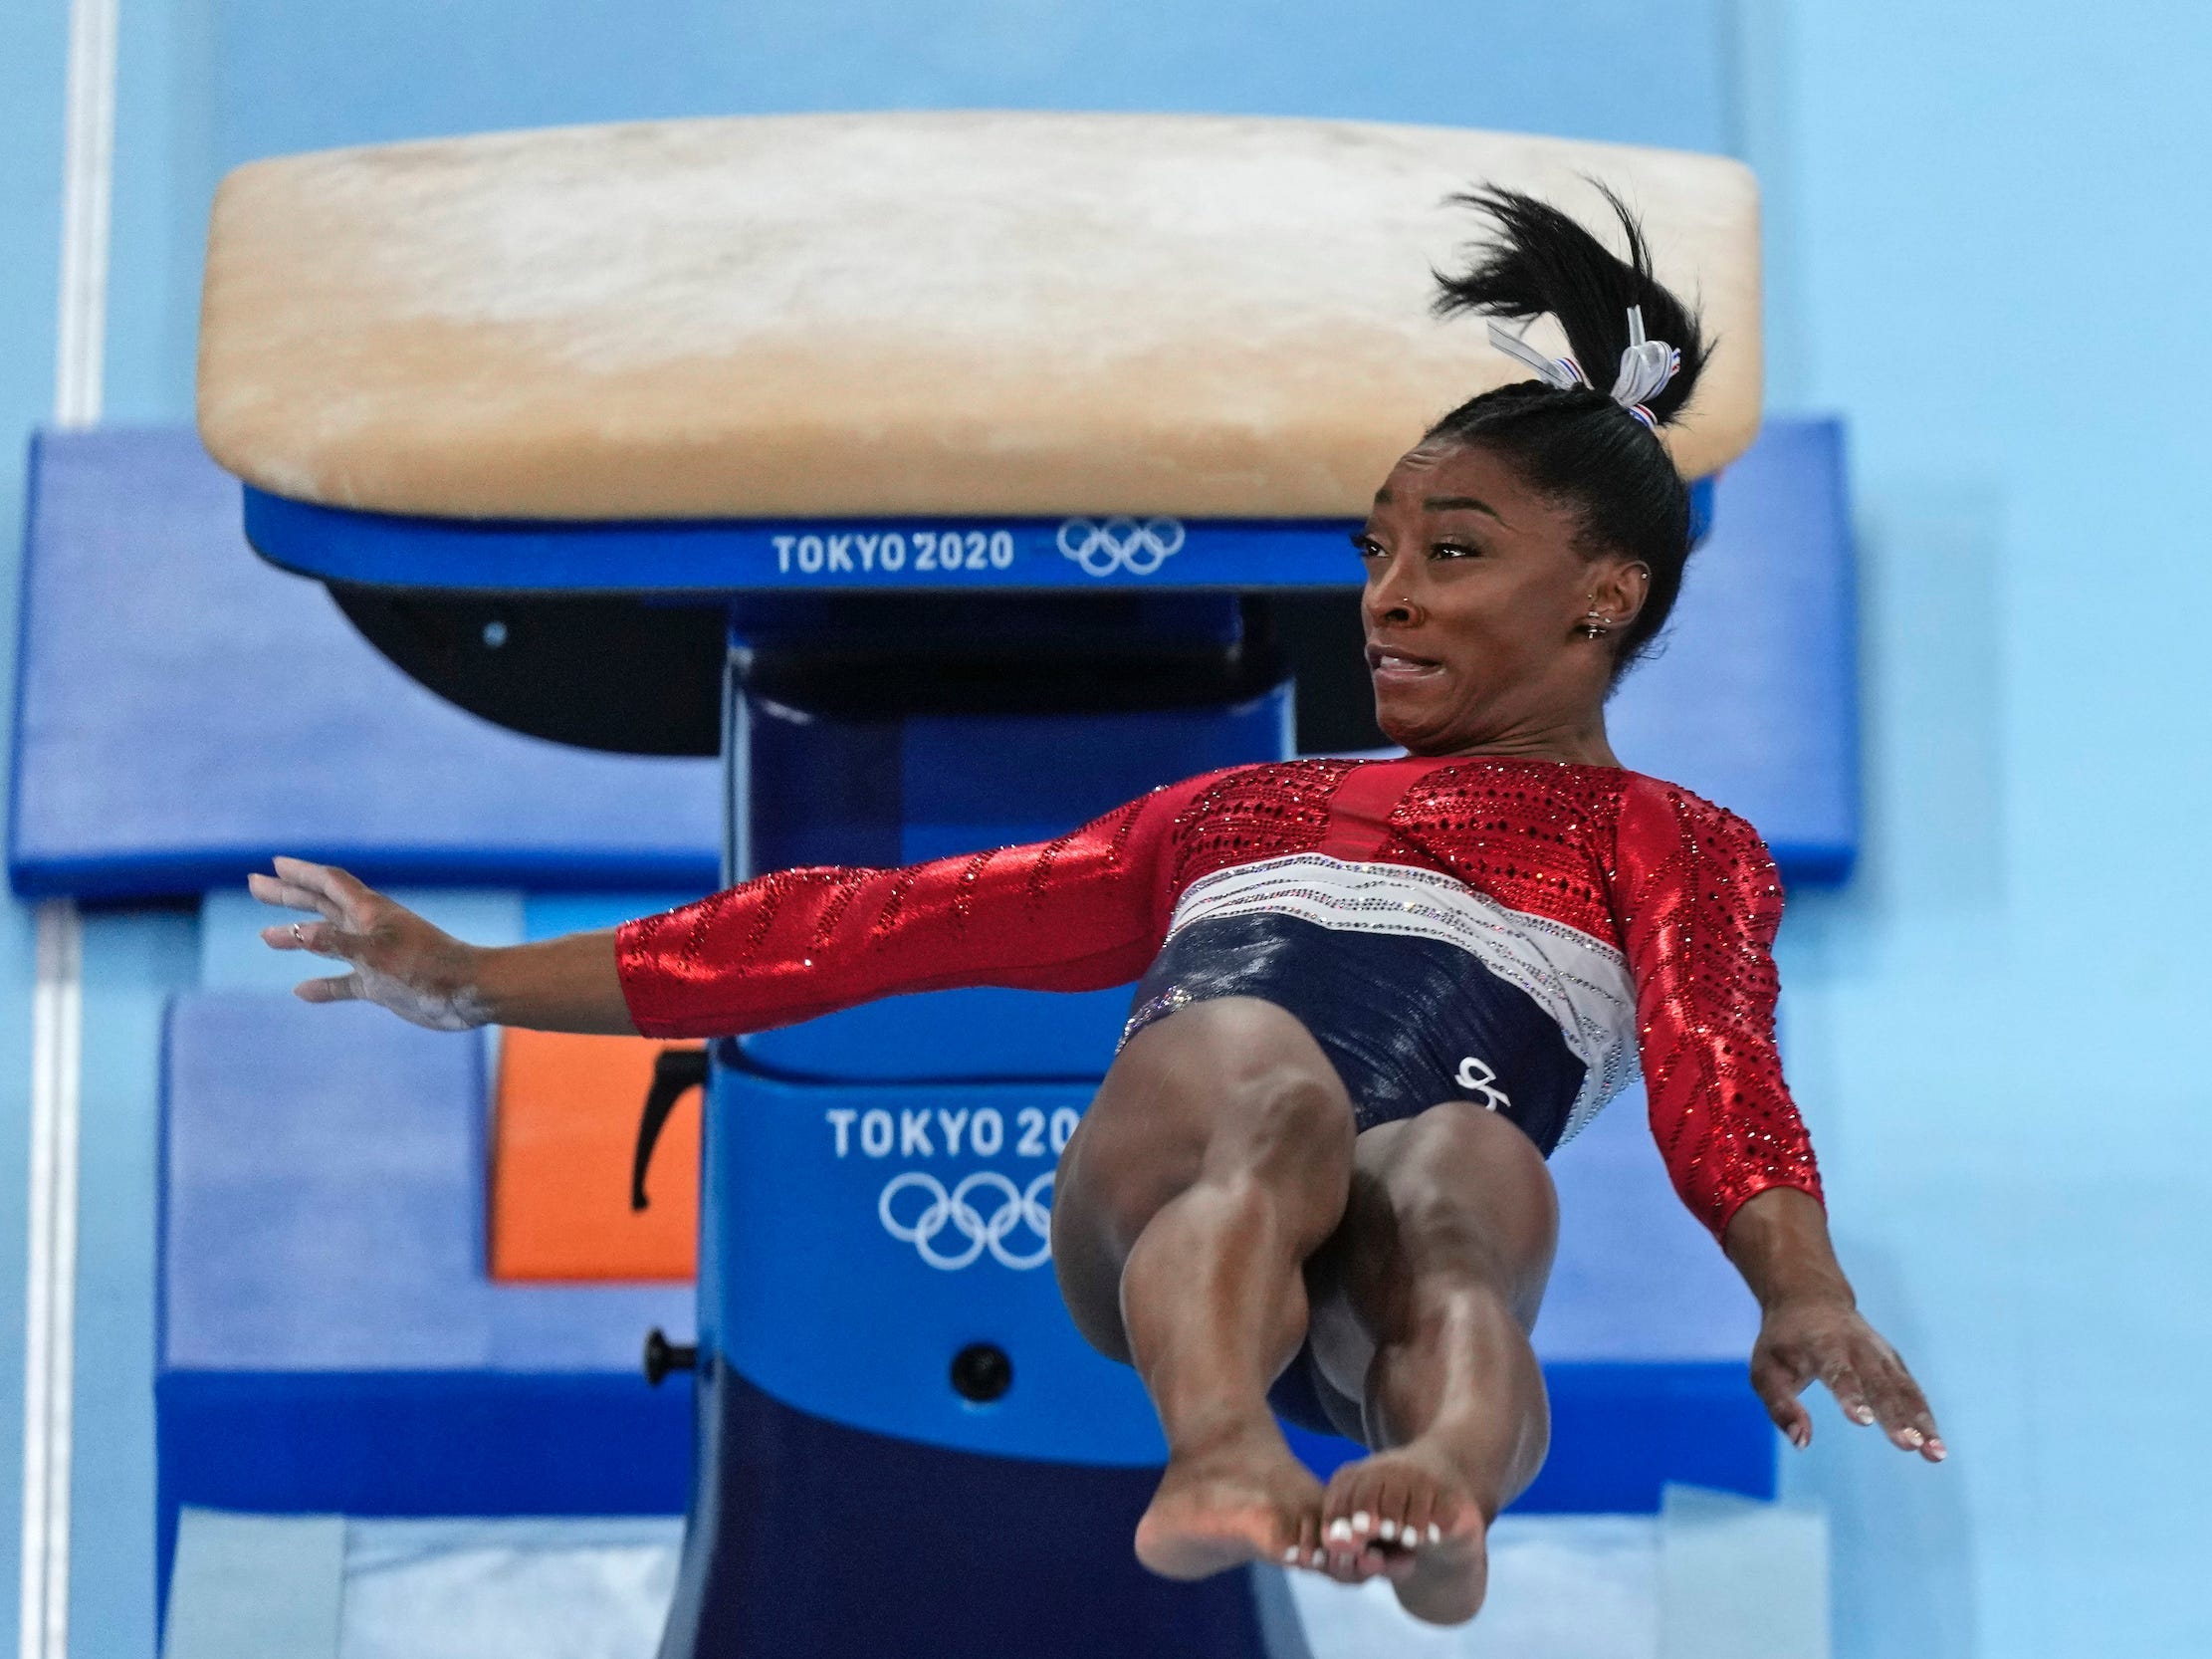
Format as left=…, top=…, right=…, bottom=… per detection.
left=1607, top=418, right=1858, bottom=880
left=9, top=428, right=722, bottom=899
left=157, top=992, right=695, bottom=1609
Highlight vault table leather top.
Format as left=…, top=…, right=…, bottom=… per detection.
left=199, top=112, right=1761, bottom=526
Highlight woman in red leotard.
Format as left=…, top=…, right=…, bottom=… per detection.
left=253, top=186, right=1940, bottom=1626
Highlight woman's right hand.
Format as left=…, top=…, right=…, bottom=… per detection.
left=249, top=856, right=491, bottom=1032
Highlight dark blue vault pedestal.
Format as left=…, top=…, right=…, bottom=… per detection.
left=658, top=658, right=1297, bottom=1657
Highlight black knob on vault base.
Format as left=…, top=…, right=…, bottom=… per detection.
left=644, top=1328, right=698, bottom=1387
left=950, top=1343, right=1012, bottom=1403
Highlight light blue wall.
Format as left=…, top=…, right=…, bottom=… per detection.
left=1749, top=5, right=2212, bottom=1658
left=12, top=2, right=2206, bottom=1657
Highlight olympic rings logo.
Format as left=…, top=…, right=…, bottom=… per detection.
left=878, top=1170, right=1055, bottom=1271
left=1056, top=517, right=1187, bottom=578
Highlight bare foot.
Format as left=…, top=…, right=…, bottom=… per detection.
left=1316, top=1442, right=1489, bottom=1623
left=1133, top=1421, right=1324, bottom=1581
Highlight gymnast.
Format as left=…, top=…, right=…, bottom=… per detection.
left=252, top=187, right=1940, bottom=1626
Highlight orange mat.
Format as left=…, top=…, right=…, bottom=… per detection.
left=489, top=1030, right=702, bottom=1282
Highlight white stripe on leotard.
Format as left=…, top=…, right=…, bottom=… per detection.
left=1165, top=854, right=1639, bottom=1140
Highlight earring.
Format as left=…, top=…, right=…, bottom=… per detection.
left=1577, top=606, right=1611, bottom=639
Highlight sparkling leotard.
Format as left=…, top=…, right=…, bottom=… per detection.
left=616, top=756, right=1822, bottom=1239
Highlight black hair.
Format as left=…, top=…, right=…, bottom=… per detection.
left=1427, top=183, right=1710, bottom=672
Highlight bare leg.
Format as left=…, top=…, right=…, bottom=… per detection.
left=1301, top=1101, right=1559, bottom=1623
left=1051, top=998, right=1357, bottom=1579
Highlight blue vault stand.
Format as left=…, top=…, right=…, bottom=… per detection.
left=666, top=665, right=1296, bottom=1658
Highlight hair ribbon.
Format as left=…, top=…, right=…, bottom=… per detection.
left=1488, top=304, right=1681, bottom=429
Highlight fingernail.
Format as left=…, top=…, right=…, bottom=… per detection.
left=1852, top=1406, right=1875, bottom=1424
left=1901, top=1427, right=1924, bottom=1447
left=1327, top=1519, right=1353, bottom=1542
left=1427, top=1523, right=1442, bottom=1544
left=1282, top=1546, right=1299, bottom=1564
left=1928, top=1440, right=1948, bottom=1461
left=1352, top=1511, right=1372, bottom=1533
left=1378, top=1519, right=1399, bottom=1540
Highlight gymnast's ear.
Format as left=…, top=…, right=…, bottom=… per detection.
left=1587, top=558, right=1652, bottom=634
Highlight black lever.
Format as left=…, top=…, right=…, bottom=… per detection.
left=643, top=1327, right=698, bottom=1387
left=630, top=1046, right=709, bottom=1212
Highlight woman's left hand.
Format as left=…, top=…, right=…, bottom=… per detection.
left=1749, top=1294, right=1945, bottom=1462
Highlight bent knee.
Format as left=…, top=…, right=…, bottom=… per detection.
left=1379, top=1101, right=1559, bottom=1251
left=1402, top=1097, right=1552, bottom=1175
left=1062, top=1074, right=1350, bottom=1253
left=1217, top=1065, right=1356, bottom=1172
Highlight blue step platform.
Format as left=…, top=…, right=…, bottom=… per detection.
left=156, top=993, right=695, bottom=1611
left=12, top=420, right=1853, bottom=901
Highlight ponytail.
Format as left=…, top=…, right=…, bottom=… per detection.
left=1425, top=185, right=1713, bottom=673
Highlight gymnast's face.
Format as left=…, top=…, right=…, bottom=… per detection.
left=1355, top=440, right=1647, bottom=759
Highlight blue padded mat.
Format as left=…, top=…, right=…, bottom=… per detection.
left=1606, top=417, right=1858, bottom=879
left=157, top=992, right=695, bottom=1606
left=9, top=428, right=722, bottom=899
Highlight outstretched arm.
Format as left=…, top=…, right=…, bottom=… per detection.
left=1612, top=782, right=1943, bottom=1463
left=612, top=780, right=1198, bottom=1039
left=251, top=773, right=1212, bottom=1038
left=250, top=857, right=636, bottom=1034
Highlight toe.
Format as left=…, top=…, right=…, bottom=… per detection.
left=1289, top=1507, right=1324, bottom=1573
left=1326, top=1465, right=1382, bottom=1548
left=1427, top=1478, right=1476, bottom=1545
left=1323, top=1505, right=1386, bottom=1581
left=1322, top=1512, right=1359, bottom=1576
left=1369, top=1468, right=1408, bottom=1546
left=1397, top=1474, right=1437, bottom=1551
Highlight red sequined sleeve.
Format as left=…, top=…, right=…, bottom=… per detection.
left=612, top=774, right=1220, bottom=1040
left=1610, top=779, right=1824, bottom=1239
